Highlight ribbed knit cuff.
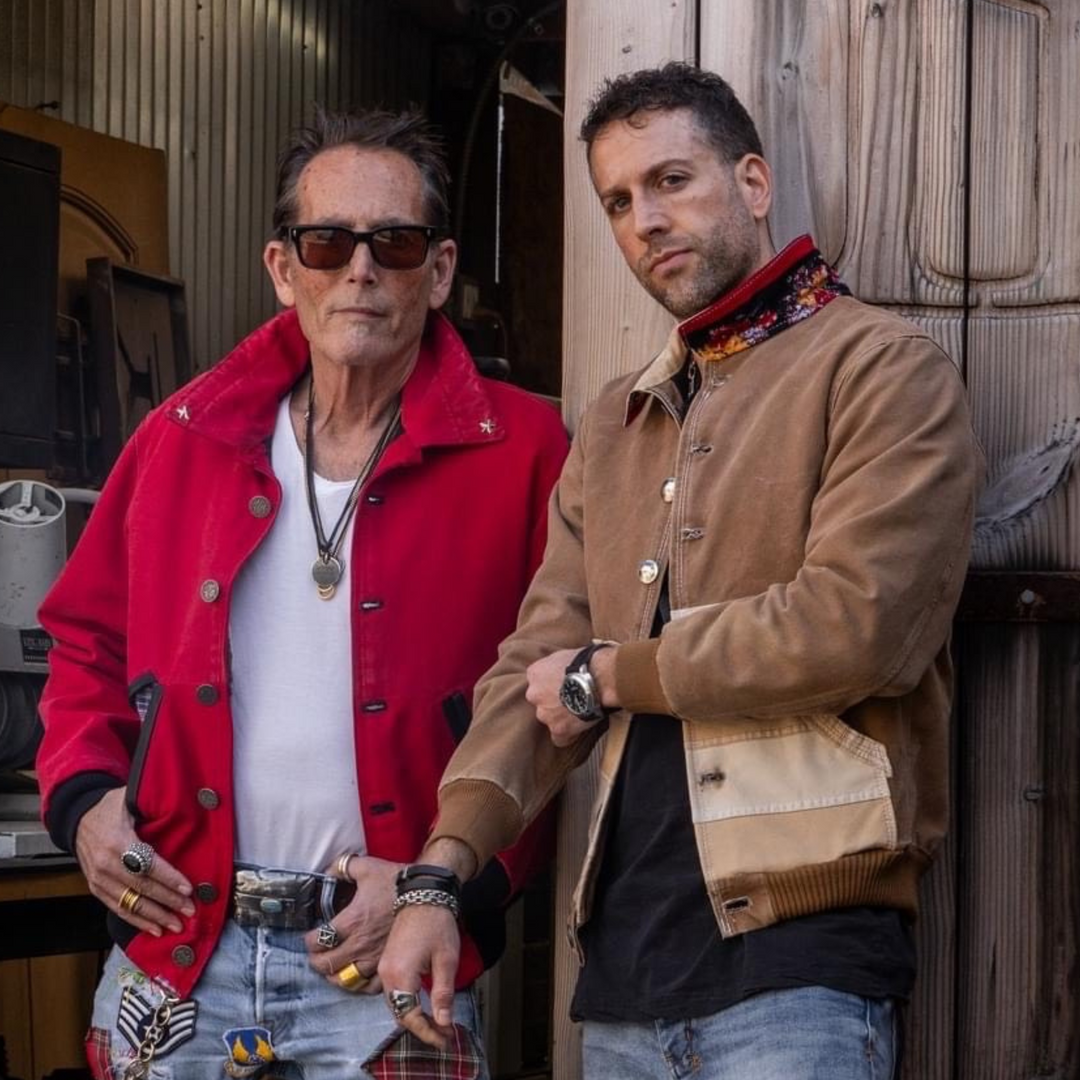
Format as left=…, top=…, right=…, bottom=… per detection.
left=614, top=639, right=670, bottom=715
left=432, top=779, right=525, bottom=872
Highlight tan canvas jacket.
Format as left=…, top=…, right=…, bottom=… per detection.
left=434, top=292, right=984, bottom=947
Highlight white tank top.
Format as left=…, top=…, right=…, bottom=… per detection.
left=229, top=393, right=366, bottom=871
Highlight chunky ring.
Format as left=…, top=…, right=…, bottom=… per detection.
left=120, top=840, right=155, bottom=876
left=334, top=852, right=359, bottom=880
left=118, top=886, right=143, bottom=915
left=336, top=962, right=369, bottom=991
left=388, top=988, right=420, bottom=1021
left=316, top=922, right=340, bottom=950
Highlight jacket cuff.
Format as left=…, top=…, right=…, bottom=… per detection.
left=44, top=772, right=123, bottom=854
left=432, top=779, right=525, bottom=871
left=614, top=639, right=670, bottom=714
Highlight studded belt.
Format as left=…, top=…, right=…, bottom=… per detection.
left=231, top=865, right=356, bottom=930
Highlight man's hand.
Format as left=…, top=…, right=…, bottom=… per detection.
left=377, top=837, right=476, bottom=1049
left=378, top=903, right=461, bottom=1049
left=74, top=788, right=194, bottom=936
left=304, top=855, right=402, bottom=993
left=526, top=645, right=619, bottom=747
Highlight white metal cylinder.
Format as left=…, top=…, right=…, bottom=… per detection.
left=0, top=480, right=67, bottom=628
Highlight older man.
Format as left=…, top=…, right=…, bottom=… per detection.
left=36, top=107, right=566, bottom=1079
left=379, top=63, right=983, bottom=1078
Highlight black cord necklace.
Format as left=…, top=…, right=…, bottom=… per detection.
left=303, top=377, right=401, bottom=600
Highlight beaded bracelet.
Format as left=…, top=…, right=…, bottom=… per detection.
left=391, top=887, right=461, bottom=920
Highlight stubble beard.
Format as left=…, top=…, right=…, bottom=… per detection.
left=638, top=218, right=761, bottom=320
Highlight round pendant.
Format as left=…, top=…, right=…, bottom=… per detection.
left=312, top=554, right=343, bottom=590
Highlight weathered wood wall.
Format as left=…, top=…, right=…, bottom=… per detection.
left=559, top=0, right=1080, bottom=1077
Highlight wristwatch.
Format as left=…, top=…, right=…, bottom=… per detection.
left=558, top=643, right=614, bottom=723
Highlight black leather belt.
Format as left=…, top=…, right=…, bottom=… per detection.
left=231, top=865, right=356, bottom=930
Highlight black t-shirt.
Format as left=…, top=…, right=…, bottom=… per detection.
left=571, top=710, right=916, bottom=1023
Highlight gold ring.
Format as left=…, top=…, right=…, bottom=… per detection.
left=334, top=852, right=359, bottom=880
left=118, top=886, right=143, bottom=915
left=336, top=961, right=369, bottom=991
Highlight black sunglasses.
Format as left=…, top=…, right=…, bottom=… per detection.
left=285, top=224, right=443, bottom=271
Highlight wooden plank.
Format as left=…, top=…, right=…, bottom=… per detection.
left=0, top=959, right=33, bottom=1080
left=558, top=3, right=696, bottom=1077
left=561, top=0, right=696, bottom=429
left=27, top=952, right=102, bottom=1076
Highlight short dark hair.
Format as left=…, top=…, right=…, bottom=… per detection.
left=580, top=62, right=764, bottom=164
left=272, top=105, right=451, bottom=233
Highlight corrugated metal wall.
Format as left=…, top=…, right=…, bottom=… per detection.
left=0, top=0, right=432, bottom=369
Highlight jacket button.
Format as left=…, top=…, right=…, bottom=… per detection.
left=196, top=684, right=218, bottom=705
left=195, top=882, right=219, bottom=903
left=197, top=787, right=220, bottom=810
left=638, top=560, right=660, bottom=584
left=171, top=945, right=196, bottom=967
left=200, top=580, right=220, bottom=603
left=661, top=478, right=676, bottom=503
left=249, top=495, right=272, bottom=518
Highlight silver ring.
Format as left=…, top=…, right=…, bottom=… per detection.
left=120, top=840, right=155, bottom=876
left=388, top=988, right=420, bottom=1021
left=316, top=922, right=340, bottom=950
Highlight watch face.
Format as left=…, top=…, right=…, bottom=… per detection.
left=559, top=673, right=596, bottom=718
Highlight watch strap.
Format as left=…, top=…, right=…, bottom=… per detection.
left=565, top=641, right=613, bottom=677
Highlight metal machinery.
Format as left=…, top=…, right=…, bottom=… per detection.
left=0, top=479, right=97, bottom=855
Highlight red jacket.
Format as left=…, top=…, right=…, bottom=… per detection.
left=37, top=309, right=568, bottom=999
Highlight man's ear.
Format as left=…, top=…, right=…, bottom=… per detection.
left=734, top=154, right=773, bottom=223
left=427, top=238, right=458, bottom=311
left=263, top=239, right=296, bottom=308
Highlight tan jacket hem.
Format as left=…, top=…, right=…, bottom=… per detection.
left=708, top=848, right=927, bottom=938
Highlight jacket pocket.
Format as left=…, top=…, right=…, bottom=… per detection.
left=126, top=672, right=163, bottom=821
left=685, top=714, right=897, bottom=879
left=442, top=692, right=472, bottom=745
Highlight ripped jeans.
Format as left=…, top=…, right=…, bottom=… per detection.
left=85, top=920, right=488, bottom=1080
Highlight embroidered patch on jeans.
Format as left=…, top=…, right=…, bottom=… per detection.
left=85, top=1026, right=113, bottom=1080
left=223, top=1026, right=276, bottom=1067
left=117, top=985, right=198, bottom=1056
left=362, top=1023, right=482, bottom=1080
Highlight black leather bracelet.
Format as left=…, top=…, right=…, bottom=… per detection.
left=395, top=863, right=462, bottom=902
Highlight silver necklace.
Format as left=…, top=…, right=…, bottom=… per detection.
left=303, top=378, right=400, bottom=600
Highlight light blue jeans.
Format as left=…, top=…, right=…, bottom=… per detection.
left=582, top=987, right=898, bottom=1080
left=87, top=920, right=488, bottom=1079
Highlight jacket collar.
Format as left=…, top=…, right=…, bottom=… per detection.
left=624, top=235, right=849, bottom=425
left=165, top=309, right=507, bottom=458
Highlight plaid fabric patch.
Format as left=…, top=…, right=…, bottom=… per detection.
left=362, top=1023, right=482, bottom=1080
left=85, top=1026, right=113, bottom=1080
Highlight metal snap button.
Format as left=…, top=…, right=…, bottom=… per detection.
left=248, top=495, right=272, bottom=518
left=638, top=559, right=660, bottom=585
left=195, top=883, right=219, bottom=903
left=196, top=684, right=218, bottom=705
left=199, top=580, right=220, bottom=603
left=197, top=787, right=220, bottom=810
left=171, top=945, right=196, bottom=967
left=661, top=477, right=676, bottom=503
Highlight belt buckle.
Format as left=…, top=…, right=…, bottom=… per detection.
left=232, top=867, right=322, bottom=929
